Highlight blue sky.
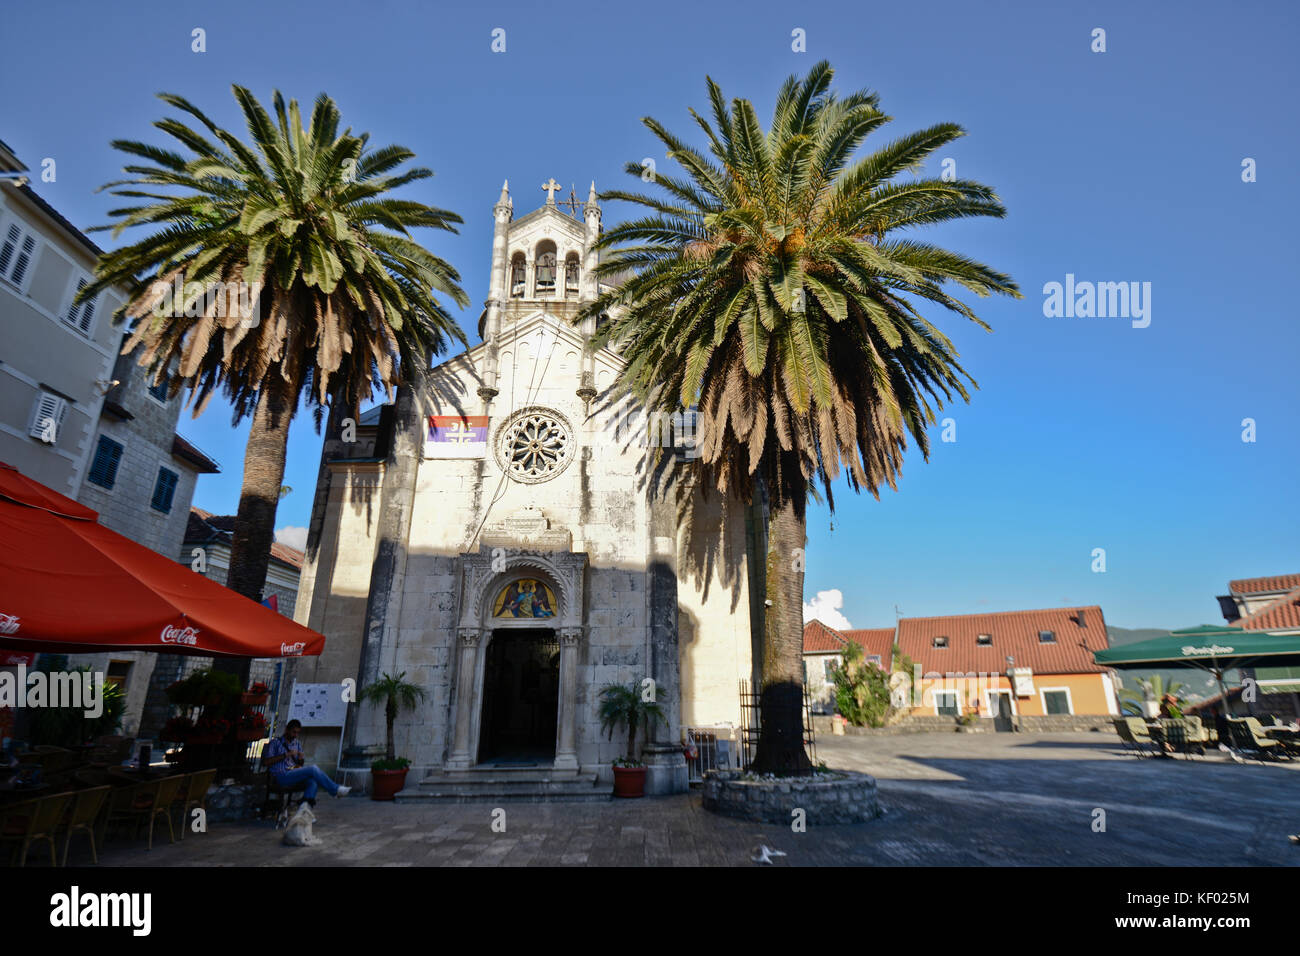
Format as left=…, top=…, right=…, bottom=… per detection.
left=3, top=0, right=1296, bottom=630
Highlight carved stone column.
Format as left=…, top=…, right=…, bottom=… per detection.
left=554, top=626, right=584, bottom=772
left=447, top=627, right=482, bottom=769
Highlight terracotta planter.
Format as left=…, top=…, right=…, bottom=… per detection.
left=186, top=734, right=221, bottom=746
left=612, top=765, right=647, bottom=798
left=236, top=728, right=264, bottom=742
left=241, top=692, right=269, bottom=706
left=370, top=768, right=408, bottom=801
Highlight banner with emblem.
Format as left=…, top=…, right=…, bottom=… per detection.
left=425, top=415, right=489, bottom=459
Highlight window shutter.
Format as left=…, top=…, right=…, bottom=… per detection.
left=9, top=234, right=36, bottom=287
left=64, top=278, right=96, bottom=334
left=88, top=436, right=124, bottom=489
left=28, top=392, right=67, bottom=442
left=0, top=223, right=19, bottom=276
left=78, top=295, right=95, bottom=333
left=151, top=467, right=179, bottom=513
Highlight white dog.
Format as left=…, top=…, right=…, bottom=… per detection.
left=281, top=804, right=322, bottom=847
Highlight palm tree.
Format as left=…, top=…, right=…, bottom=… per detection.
left=597, top=682, right=667, bottom=763
left=80, top=87, right=468, bottom=680
left=582, top=62, right=1020, bottom=773
left=1118, top=674, right=1190, bottom=717
left=358, top=671, right=426, bottom=762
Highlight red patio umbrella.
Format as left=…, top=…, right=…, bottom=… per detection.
left=0, top=461, right=324, bottom=658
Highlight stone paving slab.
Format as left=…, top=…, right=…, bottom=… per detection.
left=62, top=733, right=1300, bottom=867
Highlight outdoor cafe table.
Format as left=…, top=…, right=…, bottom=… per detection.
left=0, top=780, right=50, bottom=804
left=106, top=766, right=182, bottom=786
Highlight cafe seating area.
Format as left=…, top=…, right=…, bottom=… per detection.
left=0, top=737, right=218, bottom=866
left=1112, top=714, right=1300, bottom=761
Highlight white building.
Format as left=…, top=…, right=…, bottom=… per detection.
left=291, top=181, right=757, bottom=796
left=0, top=137, right=219, bottom=739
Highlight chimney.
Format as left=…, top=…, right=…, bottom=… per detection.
left=1072, top=609, right=1086, bottom=628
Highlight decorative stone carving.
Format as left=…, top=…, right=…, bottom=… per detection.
left=480, top=505, right=572, bottom=551
left=494, top=406, right=575, bottom=484
left=559, top=627, right=585, bottom=646
left=456, top=548, right=587, bottom=631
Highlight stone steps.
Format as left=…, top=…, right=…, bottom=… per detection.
left=395, top=767, right=611, bottom=804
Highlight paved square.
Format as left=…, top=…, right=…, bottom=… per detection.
left=82, top=733, right=1299, bottom=867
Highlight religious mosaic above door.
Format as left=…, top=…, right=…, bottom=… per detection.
left=492, top=579, right=557, bottom=618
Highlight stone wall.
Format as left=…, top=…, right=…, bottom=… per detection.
left=702, top=770, right=880, bottom=825
left=814, top=713, right=1114, bottom=736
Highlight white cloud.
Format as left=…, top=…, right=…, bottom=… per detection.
left=803, top=589, right=851, bottom=630
left=275, top=525, right=308, bottom=551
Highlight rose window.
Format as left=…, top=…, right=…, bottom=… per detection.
left=496, top=408, right=574, bottom=483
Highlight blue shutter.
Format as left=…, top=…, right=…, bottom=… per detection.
left=151, top=467, right=179, bottom=513
left=87, top=436, right=124, bottom=489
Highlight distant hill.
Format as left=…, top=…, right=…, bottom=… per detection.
left=1104, top=626, right=1224, bottom=702
left=1106, top=627, right=1172, bottom=647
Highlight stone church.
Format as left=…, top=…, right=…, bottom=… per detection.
left=290, top=180, right=757, bottom=797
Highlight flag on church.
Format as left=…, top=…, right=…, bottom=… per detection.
left=426, top=415, right=489, bottom=459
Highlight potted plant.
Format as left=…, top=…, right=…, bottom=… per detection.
left=162, top=715, right=194, bottom=743
left=956, top=701, right=982, bottom=732
left=241, top=681, right=270, bottom=707
left=188, top=715, right=231, bottom=746
left=236, top=709, right=267, bottom=741
left=358, top=671, right=425, bottom=800
left=598, top=682, right=666, bottom=798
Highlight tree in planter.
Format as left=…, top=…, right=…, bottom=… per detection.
left=580, top=62, right=1019, bottom=773
left=827, top=642, right=891, bottom=728
left=80, top=86, right=469, bottom=684
left=357, top=671, right=425, bottom=767
left=597, top=682, right=667, bottom=766
left=25, top=665, right=126, bottom=748
left=1117, top=674, right=1190, bottom=718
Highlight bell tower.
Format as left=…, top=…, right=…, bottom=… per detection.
left=478, top=177, right=601, bottom=409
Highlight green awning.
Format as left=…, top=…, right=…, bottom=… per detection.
left=1256, top=666, right=1300, bottom=694
left=1094, top=625, right=1300, bottom=671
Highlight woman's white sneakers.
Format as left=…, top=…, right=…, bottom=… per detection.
left=334, top=785, right=351, bottom=798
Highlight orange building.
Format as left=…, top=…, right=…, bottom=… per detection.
left=897, top=606, right=1118, bottom=721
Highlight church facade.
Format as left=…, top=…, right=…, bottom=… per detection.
left=290, top=181, right=757, bottom=794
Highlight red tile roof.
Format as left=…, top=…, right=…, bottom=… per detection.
left=803, top=619, right=847, bottom=653
left=184, top=507, right=303, bottom=570
left=843, top=629, right=895, bottom=668
left=1233, top=585, right=1300, bottom=631
left=1229, top=574, right=1300, bottom=595
left=270, top=541, right=304, bottom=570
left=897, top=606, right=1109, bottom=675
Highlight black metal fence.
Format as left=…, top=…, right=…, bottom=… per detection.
left=738, top=679, right=817, bottom=770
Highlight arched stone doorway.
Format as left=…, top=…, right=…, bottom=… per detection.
left=446, top=550, right=587, bottom=772
left=478, top=627, right=560, bottom=764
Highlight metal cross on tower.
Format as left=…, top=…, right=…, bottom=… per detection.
left=556, top=184, right=584, bottom=217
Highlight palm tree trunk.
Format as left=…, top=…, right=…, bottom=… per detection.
left=216, top=373, right=293, bottom=686
left=751, top=490, right=813, bottom=774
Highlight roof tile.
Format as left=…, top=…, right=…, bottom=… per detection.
left=897, top=606, right=1108, bottom=675
left=1229, top=573, right=1300, bottom=595
left=802, top=619, right=846, bottom=653
left=1233, top=586, right=1300, bottom=631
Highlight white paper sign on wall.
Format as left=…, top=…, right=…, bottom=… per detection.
left=287, top=681, right=348, bottom=727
